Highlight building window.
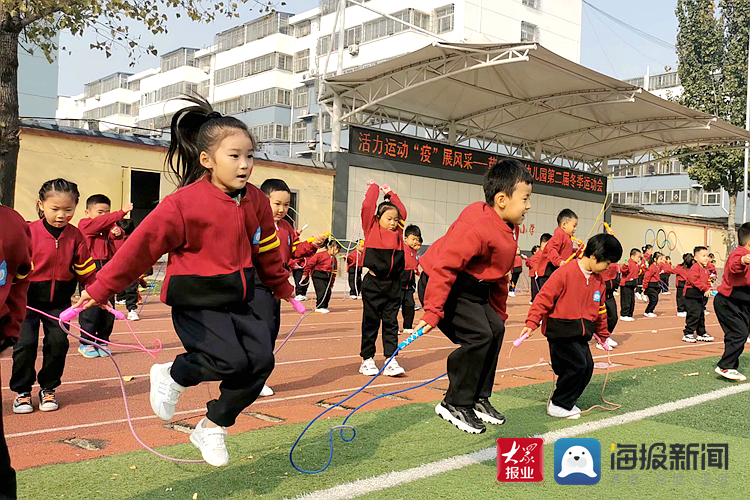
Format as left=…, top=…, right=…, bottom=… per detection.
left=84, top=73, right=130, bottom=98
left=160, top=48, right=197, bottom=72
left=127, top=80, right=140, bottom=92
left=214, top=52, right=294, bottom=86
left=317, top=34, right=339, bottom=56
left=521, top=21, right=540, bottom=42
left=703, top=190, right=721, bottom=206
left=296, top=20, right=312, bottom=38
left=613, top=164, right=639, bottom=178
left=612, top=192, right=640, bottom=205
left=139, top=81, right=198, bottom=107
left=213, top=87, right=291, bottom=115
left=294, top=88, right=309, bottom=108
left=293, top=121, right=307, bottom=142
left=642, top=190, right=654, bottom=205
left=345, top=26, right=362, bottom=47
left=295, top=49, right=310, bottom=73
left=249, top=122, right=290, bottom=142
left=215, top=13, right=290, bottom=52
left=434, top=4, right=454, bottom=34
left=649, top=72, right=680, bottom=91
left=522, top=0, right=541, bottom=9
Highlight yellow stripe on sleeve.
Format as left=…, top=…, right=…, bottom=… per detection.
left=74, top=257, right=94, bottom=269
left=15, top=262, right=33, bottom=280
left=259, top=237, right=281, bottom=253
left=75, top=263, right=97, bottom=275
left=259, top=232, right=277, bottom=245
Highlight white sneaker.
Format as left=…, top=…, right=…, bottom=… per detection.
left=606, top=337, right=618, bottom=347
left=314, top=308, right=330, bottom=314
left=613, top=291, right=619, bottom=296
left=682, top=335, right=697, bottom=343
left=359, top=358, right=379, bottom=376
left=547, top=401, right=580, bottom=419
left=259, top=384, right=274, bottom=397
left=644, top=313, right=657, bottom=318
left=149, top=362, right=185, bottom=421
left=190, top=418, right=229, bottom=467
left=705, top=311, right=711, bottom=316
left=677, top=312, right=687, bottom=317
left=115, top=299, right=126, bottom=306
left=715, top=366, right=747, bottom=381
left=529, top=301, right=533, bottom=305
left=635, top=293, right=643, bottom=301
left=641, top=295, right=650, bottom=302
left=295, top=295, right=308, bottom=302
left=383, top=357, right=406, bottom=376
left=661, top=291, right=671, bottom=295
left=696, top=334, right=714, bottom=342
left=596, top=343, right=607, bottom=351
left=619, top=316, right=635, bottom=322
left=508, top=291, right=516, bottom=298
left=127, top=310, right=140, bottom=321
left=349, top=295, right=357, bottom=300
left=402, top=329, right=414, bottom=335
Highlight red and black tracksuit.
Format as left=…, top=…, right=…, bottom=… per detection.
left=346, top=249, right=364, bottom=297
left=510, top=254, right=523, bottom=292
left=659, top=261, right=673, bottom=291
left=113, top=237, right=140, bottom=313
left=601, top=263, right=619, bottom=334
left=537, top=227, right=577, bottom=290
left=304, top=250, right=337, bottom=310
left=77, top=210, right=126, bottom=348
left=638, top=252, right=651, bottom=295
left=527, top=252, right=541, bottom=302
left=10, top=220, right=96, bottom=396
left=400, top=247, right=419, bottom=331
left=0, top=206, right=33, bottom=499
left=674, top=265, right=689, bottom=313
left=419, top=202, right=516, bottom=408
left=252, top=218, right=318, bottom=342
left=619, top=258, right=641, bottom=318
left=291, top=256, right=309, bottom=298
left=643, top=262, right=662, bottom=314
left=360, top=184, right=407, bottom=360
left=86, top=177, right=293, bottom=427
left=683, top=263, right=710, bottom=339
left=525, top=261, right=608, bottom=411
left=715, top=247, right=750, bottom=370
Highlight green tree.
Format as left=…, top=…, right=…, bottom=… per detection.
left=676, top=0, right=750, bottom=253
left=0, top=0, right=281, bottom=207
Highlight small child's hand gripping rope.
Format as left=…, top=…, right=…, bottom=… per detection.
left=289, top=327, right=447, bottom=474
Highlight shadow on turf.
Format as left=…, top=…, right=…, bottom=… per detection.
left=119, top=373, right=642, bottom=500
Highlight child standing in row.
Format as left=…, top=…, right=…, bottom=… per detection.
left=714, top=223, right=750, bottom=381
left=618, top=248, right=643, bottom=322
left=636, top=244, right=653, bottom=302
left=521, top=234, right=623, bottom=419
left=537, top=209, right=579, bottom=291
left=417, top=159, right=532, bottom=434
left=0, top=205, right=33, bottom=500
left=643, top=252, right=664, bottom=318
left=598, top=259, right=619, bottom=350
left=683, top=246, right=713, bottom=343
left=254, top=178, right=326, bottom=396
left=400, top=225, right=422, bottom=335
left=292, top=256, right=310, bottom=301
left=346, top=240, right=364, bottom=299
left=660, top=255, right=673, bottom=295
left=674, top=253, right=693, bottom=318
left=77, top=195, right=132, bottom=358
left=74, top=97, right=294, bottom=467
left=359, top=182, right=408, bottom=377
left=304, top=240, right=341, bottom=314
left=114, top=219, right=141, bottom=321
left=11, top=179, right=97, bottom=414
left=529, top=234, right=552, bottom=304
left=508, top=247, right=523, bottom=298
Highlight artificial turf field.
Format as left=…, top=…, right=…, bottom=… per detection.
left=17, top=355, right=749, bottom=500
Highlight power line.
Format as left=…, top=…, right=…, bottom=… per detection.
left=582, top=0, right=676, bottom=51
left=583, top=6, right=619, bottom=78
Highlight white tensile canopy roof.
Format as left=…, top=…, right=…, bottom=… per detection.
left=322, top=42, right=750, bottom=171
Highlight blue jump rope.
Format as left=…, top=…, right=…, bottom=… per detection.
left=289, top=327, right=448, bottom=474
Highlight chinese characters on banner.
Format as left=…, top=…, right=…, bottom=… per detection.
left=349, top=126, right=606, bottom=195
left=496, top=438, right=544, bottom=483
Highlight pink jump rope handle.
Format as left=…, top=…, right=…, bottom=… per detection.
left=513, top=333, right=529, bottom=348
left=107, top=307, right=127, bottom=321
left=59, top=307, right=83, bottom=323
left=289, top=297, right=306, bottom=314
left=594, top=334, right=612, bottom=351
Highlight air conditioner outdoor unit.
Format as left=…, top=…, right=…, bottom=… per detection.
left=94, top=94, right=101, bottom=101
left=348, top=43, right=359, bottom=56
left=309, top=68, right=318, bottom=77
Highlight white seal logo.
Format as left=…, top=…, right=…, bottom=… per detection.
left=558, top=445, right=597, bottom=478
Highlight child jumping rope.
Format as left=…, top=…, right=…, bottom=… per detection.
left=11, top=179, right=96, bottom=414
left=74, top=96, right=294, bottom=467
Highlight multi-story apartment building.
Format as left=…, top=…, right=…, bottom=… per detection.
left=56, top=1, right=583, bottom=156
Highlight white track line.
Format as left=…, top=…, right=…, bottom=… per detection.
left=291, top=383, right=750, bottom=500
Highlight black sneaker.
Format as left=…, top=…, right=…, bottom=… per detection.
left=39, top=389, right=59, bottom=412
left=474, top=398, right=506, bottom=425
left=13, top=392, right=33, bottom=414
left=434, top=401, right=486, bottom=434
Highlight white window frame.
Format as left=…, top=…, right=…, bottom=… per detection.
left=703, top=190, right=721, bottom=206
left=520, top=21, right=540, bottom=42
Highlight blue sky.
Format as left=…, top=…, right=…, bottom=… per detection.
left=56, top=0, right=679, bottom=96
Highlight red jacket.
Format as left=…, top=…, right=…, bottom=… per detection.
left=674, top=265, right=689, bottom=284
left=79, top=210, right=126, bottom=261
left=643, top=263, right=662, bottom=285
left=642, top=252, right=651, bottom=268
left=619, top=258, right=641, bottom=286
left=27, top=220, right=96, bottom=306
left=304, top=251, right=337, bottom=279
left=420, top=202, right=517, bottom=326
left=346, top=250, right=364, bottom=272
left=513, top=255, right=523, bottom=269
left=601, top=263, right=619, bottom=296
left=707, top=262, right=718, bottom=283
left=538, top=227, right=576, bottom=276
left=526, top=260, right=608, bottom=339
left=275, top=219, right=317, bottom=268
left=87, top=177, right=293, bottom=307
left=361, top=184, right=407, bottom=279
left=717, top=247, right=750, bottom=300
left=0, top=206, right=33, bottom=345
left=659, top=262, right=674, bottom=275
left=684, top=263, right=710, bottom=296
